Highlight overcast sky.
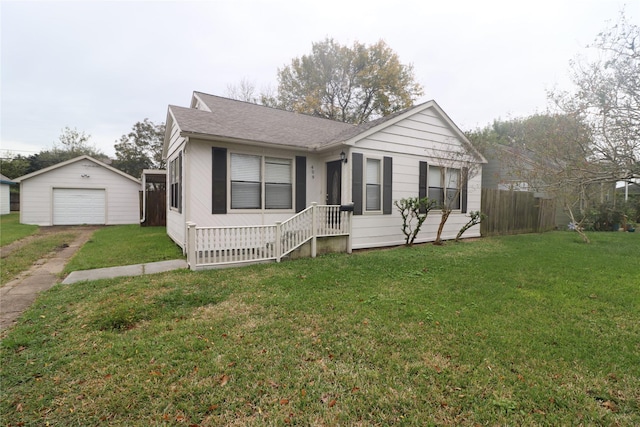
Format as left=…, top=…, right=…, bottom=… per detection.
left=1, top=0, right=638, bottom=158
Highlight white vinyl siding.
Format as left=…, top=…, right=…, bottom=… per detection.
left=365, top=158, right=381, bottom=211
left=0, top=184, right=10, bottom=215
left=18, top=157, right=139, bottom=226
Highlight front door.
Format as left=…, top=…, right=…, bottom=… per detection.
left=326, top=160, right=342, bottom=205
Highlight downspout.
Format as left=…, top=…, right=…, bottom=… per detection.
left=140, top=172, right=146, bottom=224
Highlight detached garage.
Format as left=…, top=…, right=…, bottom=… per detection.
left=15, top=155, right=141, bottom=226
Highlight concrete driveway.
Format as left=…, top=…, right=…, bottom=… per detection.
left=0, top=226, right=98, bottom=332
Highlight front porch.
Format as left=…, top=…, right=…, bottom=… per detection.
left=185, top=203, right=353, bottom=270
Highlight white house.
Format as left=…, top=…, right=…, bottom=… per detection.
left=0, top=174, right=16, bottom=215
left=14, top=155, right=141, bottom=226
left=163, top=92, right=486, bottom=267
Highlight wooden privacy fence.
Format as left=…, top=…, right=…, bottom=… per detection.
left=481, top=189, right=556, bottom=236
left=139, top=190, right=166, bottom=226
left=186, top=203, right=352, bottom=270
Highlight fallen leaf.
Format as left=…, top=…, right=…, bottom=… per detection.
left=328, top=399, right=337, bottom=408
left=351, top=387, right=360, bottom=393
left=16, top=402, right=23, bottom=412
left=602, top=400, right=618, bottom=412
left=300, top=389, right=307, bottom=397
left=219, top=374, right=229, bottom=386
left=280, top=398, right=289, bottom=405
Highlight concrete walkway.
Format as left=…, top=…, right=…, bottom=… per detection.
left=0, top=228, right=187, bottom=332
left=62, top=259, right=187, bottom=284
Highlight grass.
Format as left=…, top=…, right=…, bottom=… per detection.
left=1, top=231, right=639, bottom=426
left=1, top=232, right=79, bottom=286
left=63, top=225, right=184, bottom=273
left=0, top=213, right=38, bottom=246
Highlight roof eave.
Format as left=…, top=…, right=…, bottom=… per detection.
left=180, top=131, right=319, bottom=153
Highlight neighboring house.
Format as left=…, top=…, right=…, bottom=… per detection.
left=0, top=174, right=16, bottom=215
left=616, top=180, right=640, bottom=200
left=482, top=144, right=620, bottom=228
left=163, top=91, right=486, bottom=263
left=14, top=155, right=141, bottom=226
left=482, top=145, right=542, bottom=195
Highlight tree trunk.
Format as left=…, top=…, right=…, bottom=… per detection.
left=434, top=210, right=451, bottom=245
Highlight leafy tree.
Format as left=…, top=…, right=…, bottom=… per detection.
left=274, top=38, right=423, bottom=124
left=467, top=113, right=597, bottom=242
left=26, top=127, right=108, bottom=174
left=550, top=10, right=639, bottom=184
left=0, top=154, right=30, bottom=179
left=113, top=119, right=166, bottom=178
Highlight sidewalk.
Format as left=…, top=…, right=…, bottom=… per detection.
left=61, top=259, right=187, bottom=284
left=0, top=228, right=187, bottom=331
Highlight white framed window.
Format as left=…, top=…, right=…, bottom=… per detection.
left=230, top=153, right=292, bottom=210
left=169, top=152, right=182, bottom=212
left=365, top=158, right=381, bottom=211
left=265, top=157, right=292, bottom=209
left=428, top=165, right=461, bottom=210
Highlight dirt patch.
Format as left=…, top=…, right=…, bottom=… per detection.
left=0, top=225, right=102, bottom=258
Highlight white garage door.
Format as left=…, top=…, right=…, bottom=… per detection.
left=53, top=188, right=106, bottom=225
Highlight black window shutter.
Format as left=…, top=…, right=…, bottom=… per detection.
left=212, top=147, right=227, bottom=214
left=461, top=166, right=469, bottom=214
left=295, top=156, right=306, bottom=213
left=383, top=156, right=393, bottom=214
left=352, top=153, right=363, bottom=215
left=178, top=152, right=183, bottom=213
left=419, top=161, right=428, bottom=214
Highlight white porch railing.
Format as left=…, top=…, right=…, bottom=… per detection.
left=186, top=203, right=352, bottom=270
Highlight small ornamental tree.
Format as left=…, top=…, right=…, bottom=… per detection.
left=455, top=211, right=487, bottom=242
left=395, top=197, right=436, bottom=246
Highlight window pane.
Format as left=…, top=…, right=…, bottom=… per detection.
left=428, top=187, right=444, bottom=207
left=366, top=159, right=380, bottom=184
left=428, top=166, right=442, bottom=187
left=231, top=182, right=261, bottom=209
left=231, top=154, right=261, bottom=181
left=446, top=188, right=460, bottom=210
left=366, top=184, right=381, bottom=210
left=266, top=183, right=292, bottom=209
left=265, top=158, right=292, bottom=184
left=445, top=168, right=459, bottom=189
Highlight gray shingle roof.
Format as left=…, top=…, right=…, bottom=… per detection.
left=173, top=93, right=356, bottom=149
left=170, top=92, right=447, bottom=152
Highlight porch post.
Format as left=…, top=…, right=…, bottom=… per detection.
left=186, top=222, right=196, bottom=271
left=275, top=222, right=282, bottom=263
left=311, top=202, right=317, bottom=258
left=347, top=201, right=353, bottom=254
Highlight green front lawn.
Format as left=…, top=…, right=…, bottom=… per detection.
left=1, top=232, right=639, bottom=426
left=63, top=225, right=184, bottom=273
left=0, top=213, right=38, bottom=246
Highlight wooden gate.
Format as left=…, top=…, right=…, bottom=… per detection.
left=140, top=190, right=166, bottom=227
